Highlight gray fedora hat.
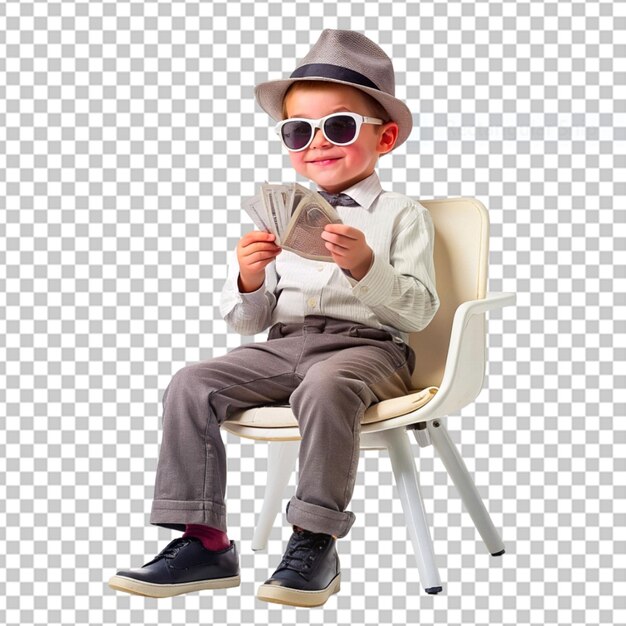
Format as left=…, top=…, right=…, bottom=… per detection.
left=254, top=29, right=414, bottom=148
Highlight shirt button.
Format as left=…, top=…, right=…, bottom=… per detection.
left=361, top=286, right=369, bottom=294
left=317, top=266, right=324, bottom=272
left=307, top=298, right=317, bottom=308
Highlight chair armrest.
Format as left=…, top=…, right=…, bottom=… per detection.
left=455, top=292, right=517, bottom=327
left=445, top=291, right=516, bottom=377
left=434, top=292, right=516, bottom=414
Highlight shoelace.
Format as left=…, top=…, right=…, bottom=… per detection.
left=278, top=530, right=330, bottom=573
left=156, top=537, right=194, bottom=560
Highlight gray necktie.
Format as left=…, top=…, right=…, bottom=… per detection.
left=317, top=191, right=359, bottom=207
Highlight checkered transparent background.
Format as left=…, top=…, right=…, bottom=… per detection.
left=1, top=1, right=624, bottom=625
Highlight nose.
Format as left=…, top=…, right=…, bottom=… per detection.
left=309, top=126, right=331, bottom=149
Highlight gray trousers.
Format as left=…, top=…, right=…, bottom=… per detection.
left=150, top=315, right=416, bottom=538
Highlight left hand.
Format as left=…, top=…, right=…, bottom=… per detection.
left=321, top=224, right=373, bottom=280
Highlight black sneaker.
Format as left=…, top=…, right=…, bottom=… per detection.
left=108, top=536, right=240, bottom=598
left=256, top=527, right=341, bottom=607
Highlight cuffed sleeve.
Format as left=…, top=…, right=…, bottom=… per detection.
left=219, top=249, right=278, bottom=335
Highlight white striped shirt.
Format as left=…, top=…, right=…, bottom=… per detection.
left=219, top=171, right=439, bottom=345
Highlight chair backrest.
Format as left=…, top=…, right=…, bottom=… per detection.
left=409, top=198, right=489, bottom=390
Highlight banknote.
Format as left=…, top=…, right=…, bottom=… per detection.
left=241, top=193, right=271, bottom=233
left=281, top=186, right=342, bottom=261
left=242, top=182, right=343, bottom=262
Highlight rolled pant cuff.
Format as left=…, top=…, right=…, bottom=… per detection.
left=286, top=496, right=355, bottom=538
left=150, top=499, right=227, bottom=533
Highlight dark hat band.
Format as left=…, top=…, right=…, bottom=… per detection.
left=290, top=63, right=380, bottom=91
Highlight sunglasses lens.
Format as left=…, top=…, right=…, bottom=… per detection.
left=281, top=120, right=313, bottom=151
left=324, top=115, right=357, bottom=144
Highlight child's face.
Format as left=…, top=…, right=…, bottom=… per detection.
left=282, top=84, right=398, bottom=193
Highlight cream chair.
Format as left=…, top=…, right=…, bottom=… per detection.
left=221, top=197, right=516, bottom=594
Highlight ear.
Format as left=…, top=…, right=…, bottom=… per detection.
left=377, top=121, right=399, bottom=155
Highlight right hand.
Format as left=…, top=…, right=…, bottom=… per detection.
left=237, top=231, right=282, bottom=293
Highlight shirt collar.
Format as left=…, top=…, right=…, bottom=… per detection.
left=316, top=171, right=383, bottom=211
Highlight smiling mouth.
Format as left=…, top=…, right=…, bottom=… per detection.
left=309, top=157, right=340, bottom=164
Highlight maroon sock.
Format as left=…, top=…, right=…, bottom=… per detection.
left=183, top=524, right=230, bottom=551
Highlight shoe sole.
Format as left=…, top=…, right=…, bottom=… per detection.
left=108, top=574, right=241, bottom=598
left=256, top=573, right=341, bottom=608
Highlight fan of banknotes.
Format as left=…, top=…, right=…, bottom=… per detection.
left=242, top=183, right=343, bottom=262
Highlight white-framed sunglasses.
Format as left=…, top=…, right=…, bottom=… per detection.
left=274, top=111, right=383, bottom=152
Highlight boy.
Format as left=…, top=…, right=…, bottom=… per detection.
left=109, top=29, right=439, bottom=607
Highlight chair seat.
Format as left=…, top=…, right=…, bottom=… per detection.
left=225, top=386, right=438, bottom=429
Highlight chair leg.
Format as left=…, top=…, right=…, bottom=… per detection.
left=251, top=440, right=300, bottom=551
left=381, top=428, right=443, bottom=594
left=427, top=419, right=505, bottom=556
